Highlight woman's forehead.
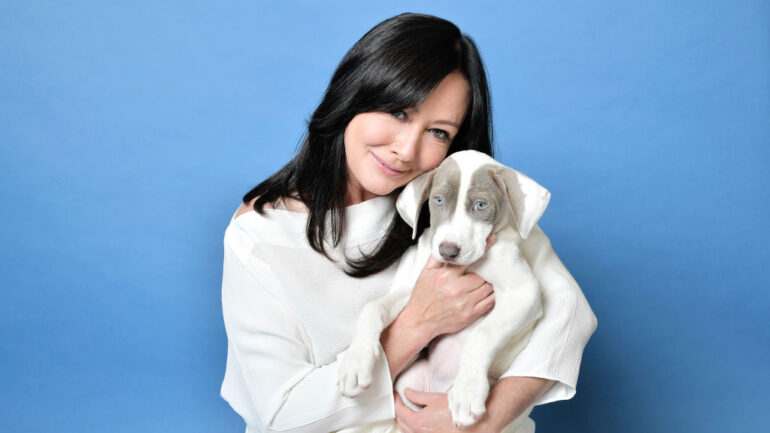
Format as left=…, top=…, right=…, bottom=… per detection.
left=412, top=72, right=470, bottom=123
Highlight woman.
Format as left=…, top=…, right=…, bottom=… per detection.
left=220, top=13, right=597, bottom=433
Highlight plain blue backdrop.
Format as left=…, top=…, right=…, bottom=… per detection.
left=1, top=1, right=768, bottom=432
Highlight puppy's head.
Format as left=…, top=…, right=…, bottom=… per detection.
left=396, top=150, right=550, bottom=265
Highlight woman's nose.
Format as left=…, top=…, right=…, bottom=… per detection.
left=392, top=127, right=421, bottom=162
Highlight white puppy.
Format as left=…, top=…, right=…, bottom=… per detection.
left=338, top=150, right=550, bottom=428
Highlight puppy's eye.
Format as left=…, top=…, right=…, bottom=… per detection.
left=433, top=196, right=444, bottom=206
left=473, top=201, right=487, bottom=211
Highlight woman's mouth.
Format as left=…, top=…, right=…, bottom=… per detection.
left=370, top=152, right=407, bottom=176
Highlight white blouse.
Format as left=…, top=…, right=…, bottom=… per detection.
left=220, top=194, right=597, bottom=433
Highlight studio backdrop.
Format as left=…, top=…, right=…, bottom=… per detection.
left=1, top=1, right=768, bottom=432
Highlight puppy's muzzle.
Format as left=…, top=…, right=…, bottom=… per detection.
left=439, top=241, right=460, bottom=261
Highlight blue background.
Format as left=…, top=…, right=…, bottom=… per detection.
left=1, top=1, right=768, bottom=432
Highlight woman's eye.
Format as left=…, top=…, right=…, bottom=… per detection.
left=429, top=128, right=450, bottom=141
left=391, top=110, right=407, bottom=120
left=473, top=201, right=487, bottom=211
left=433, top=196, right=444, bottom=206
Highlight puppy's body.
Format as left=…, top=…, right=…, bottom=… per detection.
left=338, top=151, right=550, bottom=429
left=392, top=225, right=540, bottom=387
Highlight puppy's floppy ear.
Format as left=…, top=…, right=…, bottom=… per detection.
left=396, top=170, right=435, bottom=239
left=491, top=167, right=550, bottom=239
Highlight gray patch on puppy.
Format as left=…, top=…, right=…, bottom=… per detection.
left=428, top=158, right=461, bottom=229
left=466, top=164, right=507, bottom=225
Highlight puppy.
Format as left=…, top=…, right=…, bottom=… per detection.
left=338, top=150, right=550, bottom=428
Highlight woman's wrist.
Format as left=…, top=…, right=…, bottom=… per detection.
left=398, top=302, right=438, bottom=341
left=380, top=307, right=433, bottom=379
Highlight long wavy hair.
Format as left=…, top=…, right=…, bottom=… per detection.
left=243, top=12, right=494, bottom=277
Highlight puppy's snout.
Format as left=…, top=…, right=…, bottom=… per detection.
left=439, top=242, right=460, bottom=260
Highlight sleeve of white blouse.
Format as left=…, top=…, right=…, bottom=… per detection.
left=220, top=221, right=395, bottom=432
left=498, top=224, right=598, bottom=405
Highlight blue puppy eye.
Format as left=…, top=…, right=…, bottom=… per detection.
left=433, top=196, right=444, bottom=206
left=473, top=201, right=487, bottom=211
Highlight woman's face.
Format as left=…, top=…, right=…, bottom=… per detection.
left=343, top=70, right=471, bottom=205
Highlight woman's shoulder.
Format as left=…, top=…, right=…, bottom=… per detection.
left=234, top=197, right=258, bottom=219
left=227, top=193, right=396, bottom=253
left=234, top=195, right=309, bottom=219
left=227, top=196, right=310, bottom=251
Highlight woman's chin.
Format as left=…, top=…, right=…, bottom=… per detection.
left=362, top=179, right=401, bottom=197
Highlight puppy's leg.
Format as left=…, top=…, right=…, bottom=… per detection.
left=448, top=248, right=543, bottom=427
left=338, top=289, right=411, bottom=397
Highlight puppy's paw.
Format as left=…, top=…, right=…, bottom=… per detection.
left=337, top=337, right=380, bottom=398
left=448, top=372, right=490, bottom=428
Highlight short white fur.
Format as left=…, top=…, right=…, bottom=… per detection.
left=337, top=150, right=550, bottom=429
left=431, top=155, right=491, bottom=265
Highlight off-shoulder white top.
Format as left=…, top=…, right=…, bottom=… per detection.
left=220, top=194, right=597, bottom=433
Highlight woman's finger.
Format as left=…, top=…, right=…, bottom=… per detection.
left=456, top=272, right=486, bottom=292
left=470, top=282, right=494, bottom=303
left=424, top=255, right=444, bottom=270
left=472, top=291, right=496, bottom=315
left=485, top=233, right=497, bottom=249
left=394, top=393, right=419, bottom=430
left=404, top=387, right=442, bottom=405
left=394, top=392, right=415, bottom=416
left=439, top=261, right=472, bottom=279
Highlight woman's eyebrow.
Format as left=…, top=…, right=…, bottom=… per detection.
left=408, top=107, right=459, bottom=128
left=433, top=119, right=459, bottom=128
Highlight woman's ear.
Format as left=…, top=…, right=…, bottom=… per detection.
left=490, top=167, right=551, bottom=239
left=396, top=170, right=436, bottom=239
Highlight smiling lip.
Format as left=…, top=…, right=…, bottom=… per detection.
left=371, top=153, right=407, bottom=176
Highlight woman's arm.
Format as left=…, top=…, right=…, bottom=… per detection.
left=497, top=224, right=598, bottom=404
left=379, top=307, right=432, bottom=379
left=380, top=254, right=497, bottom=379
left=394, top=377, right=553, bottom=433
left=481, top=376, right=554, bottom=431
left=221, top=221, right=395, bottom=432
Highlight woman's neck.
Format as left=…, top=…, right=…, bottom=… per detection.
left=344, top=178, right=380, bottom=206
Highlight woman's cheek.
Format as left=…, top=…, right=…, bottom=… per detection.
left=421, top=146, right=450, bottom=171
left=360, top=116, right=396, bottom=145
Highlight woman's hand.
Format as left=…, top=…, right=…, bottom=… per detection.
left=394, top=377, right=552, bottom=433
left=401, top=235, right=497, bottom=340
left=379, top=235, right=497, bottom=379
left=394, top=388, right=499, bottom=433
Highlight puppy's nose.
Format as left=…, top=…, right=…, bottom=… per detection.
left=439, top=242, right=460, bottom=260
